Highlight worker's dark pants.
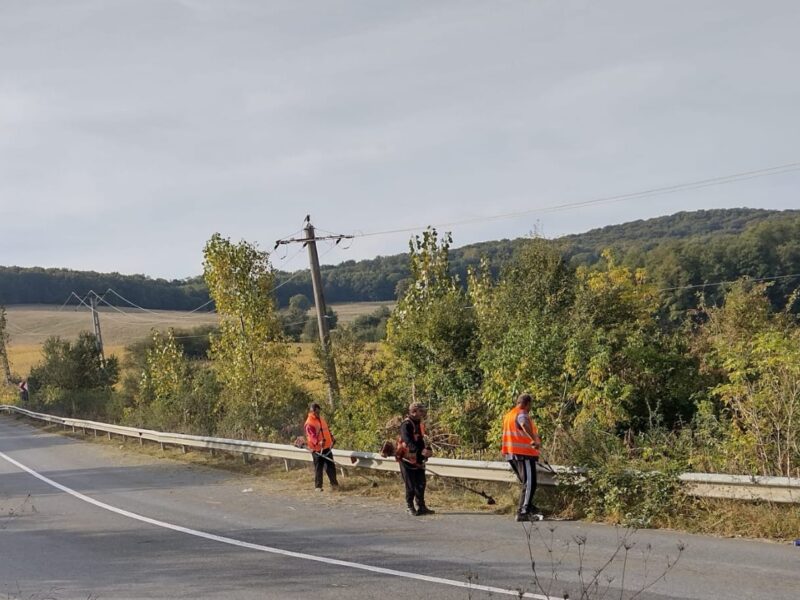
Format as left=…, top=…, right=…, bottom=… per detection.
left=399, top=461, right=427, bottom=509
left=312, top=448, right=338, bottom=489
left=509, top=456, right=538, bottom=514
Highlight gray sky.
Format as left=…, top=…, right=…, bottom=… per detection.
left=1, top=0, right=799, bottom=279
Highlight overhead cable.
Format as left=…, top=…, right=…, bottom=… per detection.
left=658, top=272, right=800, bottom=292
left=353, top=160, right=800, bottom=239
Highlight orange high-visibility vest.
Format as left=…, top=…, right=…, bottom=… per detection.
left=396, top=420, right=427, bottom=465
left=304, top=412, right=333, bottom=452
left=501, top=406, right=539, bottom=457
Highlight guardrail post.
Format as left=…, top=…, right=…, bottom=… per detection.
left=160, top=442, right=165, bottom=451
left=138, top=436, right=143, bottom=446
left=242, top=453, right=250, bottom=465
left=284, top=459, right=289, bottom=472
left=182, top=445, right=188, bottom=454
left=107, top=432, right=112, bottom=440
left=94, top=429, right=98, bottom=437
left=210, top=448, right=217, bottom=458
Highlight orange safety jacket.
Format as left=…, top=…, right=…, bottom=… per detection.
left=501, top=406, right=540, bottom=458
left=396, top=420, right=427, bottom=466
left=304, top=412, right=334, bottom=452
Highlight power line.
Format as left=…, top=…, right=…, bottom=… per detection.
left=100, top=288, right=215, bottom=319
left=4, top=292, right=95, bottom=337
left=353, top=160, right=800, bottom=240
left=658, top=272, right=800, bottom=293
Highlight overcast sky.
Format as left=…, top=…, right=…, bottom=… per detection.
left=1, top=0, right=798, bottom=279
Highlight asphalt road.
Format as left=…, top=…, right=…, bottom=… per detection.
left=1, top=415, right=798, bottom=600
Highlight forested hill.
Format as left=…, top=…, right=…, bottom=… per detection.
left=1, top=208, right=799, bottom=310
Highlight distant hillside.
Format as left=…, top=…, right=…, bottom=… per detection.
left=558, top=207, right=798, bottom=262
left=2, top=208, right=799, bottom=311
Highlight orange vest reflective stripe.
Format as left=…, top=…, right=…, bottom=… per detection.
left=501, top=406, right=539, bottom=457
left=396, top=420, right=426, bottom=465
left=304, top=413, right=333, bottom=452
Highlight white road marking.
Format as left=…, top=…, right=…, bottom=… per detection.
left=0, top=450, right=559, bottom=599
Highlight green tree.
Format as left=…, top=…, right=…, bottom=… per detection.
left=27, top=332, right=119, bottom=418
left=564, top=253, right=696, bottom=432
left=289, top=294, right=311, bottom=312
left=203, top=233, right=309, bottom=439
left=130, top=329, right=221, bottom=434
left=699, top=281, right=800, bottom=476
left=300, top=307, right=337, bottom=342
left=471, top=239, right=576, bottom=446
left=387, top=229, right=482, bottom=450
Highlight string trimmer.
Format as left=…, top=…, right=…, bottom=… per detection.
left=293, top=437, right=378, bottom=487
left=380, top=441, right=497, bottom=505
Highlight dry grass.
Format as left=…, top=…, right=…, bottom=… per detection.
left=4, top=303, right=387, bottom=379
left=329, top=301, right=394, bottom=323
left=662, top=496, right=800, bottom=542
left=4, top=305, right=218, bottom=346
left=4, top=303, right=216, bottom=377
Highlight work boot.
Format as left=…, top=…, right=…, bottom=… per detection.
left=527, top=505, right=544, bottom=520
left=416, top=505, right=435, bottom=516
left=515, top=512, right=532, bottom=522
left=406, top=506, right=419, bottom=516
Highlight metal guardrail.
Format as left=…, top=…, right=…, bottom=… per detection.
left=2, top=405, right=799, bottom=503
left=0, top=404, right=550, bottom=483
left=679, top=472, right=800, bottom=504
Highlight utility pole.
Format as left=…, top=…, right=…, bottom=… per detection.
left=89, top=293, right=105, bottom=366
left=276, top=216, right=352, bottom=407
left=0, top=307, right=12, bottom=384
left=304, top=222, right=339, bottom=405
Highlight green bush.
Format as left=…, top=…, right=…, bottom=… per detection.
left=576, top=463, right=682, bottom=528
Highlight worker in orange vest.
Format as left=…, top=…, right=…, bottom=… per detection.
left=501, top=393, right=542, bottom=521
left=304, top=402, right=339, bottom=491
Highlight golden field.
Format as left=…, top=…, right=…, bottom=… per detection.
left=4, top=302, right=388, bottom=378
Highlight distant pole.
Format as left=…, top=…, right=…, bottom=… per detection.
left=304, top=221, right=339, bottom=405
left=0, top=307, right=11, bottom=384
left=89, top=294, right=105, bottom=366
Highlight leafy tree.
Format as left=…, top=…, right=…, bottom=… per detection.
left=473, top=242, right=701, bottom=456
left=565, top=253, right=697, bottom=431
left=300, top=307, right=337, bottom=342
left=279, top=294, right=314, bottom=340
left=387, top=229, right=482, bottom=450
left=470, top=238, right=576, bottom=444
left=130, top=329, right=221, bottom=434
left=315, top=325, right=398, bottom=450
left=350, top=305, right=391, bottom=342
left=698, top=282, right=800, bottom=476
left=203, top=233, right=309, bottom=439
left=27, top=332, right=119, bottom=418
left=280, top=307, right=309, bottom=341
left=289, top=294, right=311, bottom=312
